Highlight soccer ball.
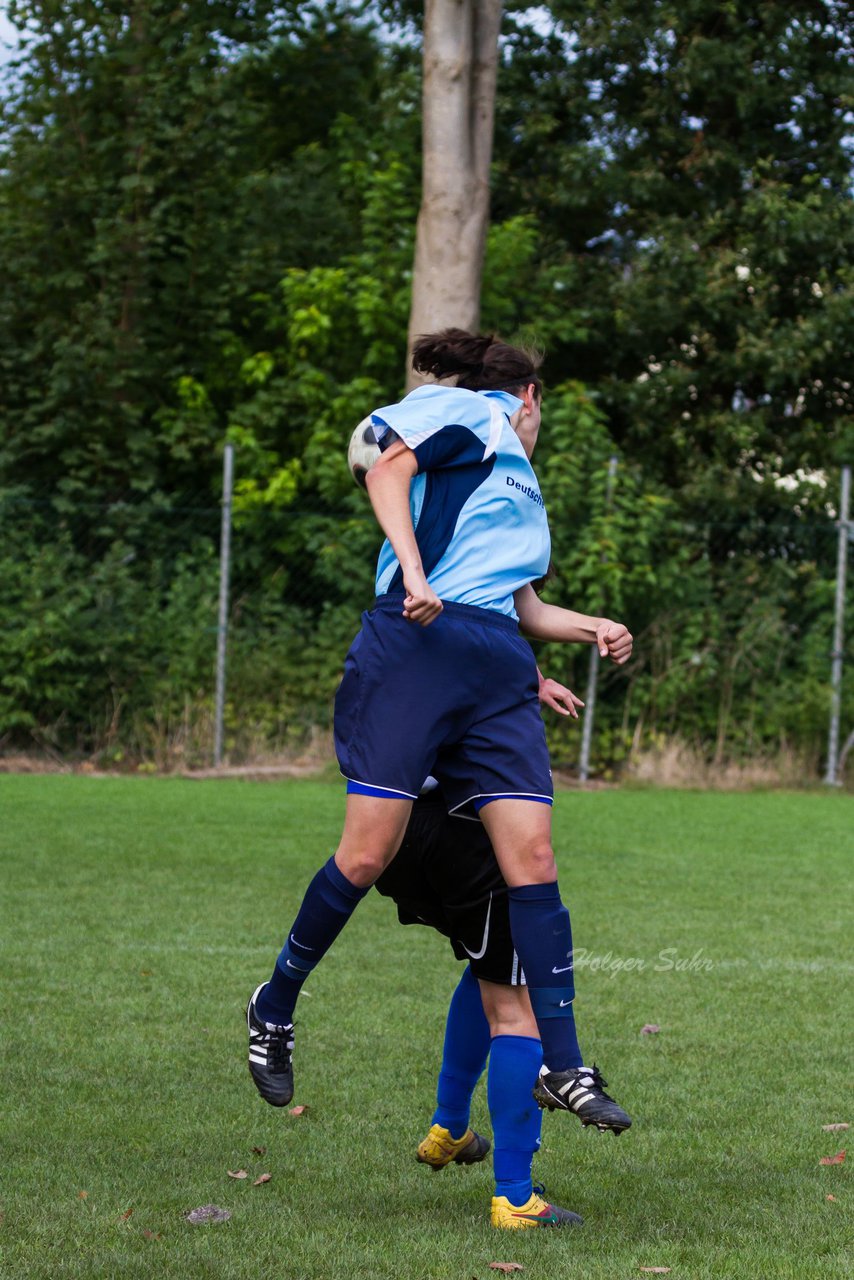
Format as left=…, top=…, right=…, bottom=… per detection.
left=347, top=416, right=381, bottom=489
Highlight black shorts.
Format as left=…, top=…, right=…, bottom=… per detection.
left=373, top=793, right=523, bottom=986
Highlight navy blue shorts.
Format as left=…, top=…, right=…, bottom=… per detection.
left=334, top=595, right=553, bottom=816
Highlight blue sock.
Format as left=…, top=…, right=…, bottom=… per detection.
left=255, top=857, right=368, bottom=1025
left=508, top=882, right=583, bottom=1072
left=432, top=967, right=491, bottom=1139
left=489, top=1034, right=543, bottom=1204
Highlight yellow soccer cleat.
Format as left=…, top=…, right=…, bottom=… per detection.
left=491, top=1189, right=583, bottom=1229
left=416, top=1123, right=491, bottom=1170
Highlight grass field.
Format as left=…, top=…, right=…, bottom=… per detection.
left=0, top=776, right=851, bottom=1280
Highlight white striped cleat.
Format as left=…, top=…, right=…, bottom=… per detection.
left=533, top=1064, right=631, bottom=1133
left=247, top=984, right=295, bottom=1106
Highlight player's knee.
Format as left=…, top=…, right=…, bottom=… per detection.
left=519, top=842, right=557, bottom=884
left=334, top=847, right=390, bottom=887
left=496, top=839, right=556, bottom=887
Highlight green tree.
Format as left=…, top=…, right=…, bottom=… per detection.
left=0, top=2, right=400, bottom=753
left=0, top=1, right=384, bottom=515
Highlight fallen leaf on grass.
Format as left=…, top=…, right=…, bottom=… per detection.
left=252, top=1145, right=267, bottom=1155
left=289, top=1105, right=309, bottom=1116
left=253, top=1173, right=272, bottom=1186
left=827, top=1195, right=837, bottom=1202
left=640, top=1024, right=661, bottom=1035
left=819, top=1151, right=846, bottom=1166
left=185, top=1204, right=231, bottom=1225
left=143, top=1230, right=162, bottom=1240
left=119, top=1209, right=134, bottom=1221
left=77, top=1191, right=88, bottom=1200
left=489, top=1265, right=523, bottom=1273
left=822, top=1123, right=849, bottom=1132
left=227, top=1169, right=248, bottom=1179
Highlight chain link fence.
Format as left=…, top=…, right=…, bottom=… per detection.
left=1, top=464, right=851, bottom=782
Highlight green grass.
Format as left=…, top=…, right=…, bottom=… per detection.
left=0, top=776, right=851, bottom=1280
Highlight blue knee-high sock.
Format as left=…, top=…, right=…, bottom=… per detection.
left=489, top=1034, right=543, bottom=1204
left=432, top=966, right=491, bottom=1139
left=255, top=857, right=368, bottom=1025
left=507, top=882, right=583, bottom=1072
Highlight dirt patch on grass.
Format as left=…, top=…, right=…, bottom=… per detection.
left=0, top=729, right=338, bottom=781
left=0, top=753, right=73, bottom=774
left=626, top=739, right=815, bottom=790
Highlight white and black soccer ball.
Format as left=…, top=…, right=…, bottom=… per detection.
left=347, top=416, right=381, bottom=489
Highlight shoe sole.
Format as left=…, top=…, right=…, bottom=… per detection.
left=532, top=1083, right=631, bottom=1134
left=494, top=1215, right=584, bottom=1229
left=493, top=1207, right=584, bottom=1229
left=247, top=1062, right=294, bottom=1107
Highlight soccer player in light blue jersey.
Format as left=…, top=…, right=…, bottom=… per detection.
left=246, top=329, right=633, bottom=1133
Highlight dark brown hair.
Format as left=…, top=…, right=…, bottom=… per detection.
left=411, top=328, right=542, bottom=398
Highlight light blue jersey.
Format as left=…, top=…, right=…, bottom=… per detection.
left=371, top=384, right=551, bottom=618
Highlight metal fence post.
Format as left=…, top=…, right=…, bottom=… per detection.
left=579, top=455, right=619, bottom=782
left=214, top=443, right=234, bottom=767
left=824, top=464, right=851, bottom=786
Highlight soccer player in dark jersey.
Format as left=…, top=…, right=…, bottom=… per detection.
left=374, top=675, right=630, bottom=1230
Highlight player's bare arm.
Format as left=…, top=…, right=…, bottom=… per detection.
left=364, top=441, right=443, bottom=625
left=515, top=583, right=633, bottom=665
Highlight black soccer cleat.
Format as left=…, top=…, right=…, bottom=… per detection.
left=533, top=1063, right=632, bottom=1133
left=247, top=983, right=295, bottom=1106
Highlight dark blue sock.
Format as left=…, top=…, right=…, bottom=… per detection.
left=432, top=966, right=491, bottom=1139
left=508, top=882, right=583, bottom=1072
left=255, top=857, right=368, bottom=1025
left=489, top=1034, right=543, bottom=1204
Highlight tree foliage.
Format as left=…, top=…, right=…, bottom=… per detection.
left=0, top=0, right=851, bottom=772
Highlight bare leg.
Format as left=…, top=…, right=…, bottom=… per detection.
left=334, top=793, right=414, bottom=886
left=478, top=979, right=538, bottom=1039
left=478, top=798, right=556, bottom=886
left=478, top=800, right=581, bottom=1073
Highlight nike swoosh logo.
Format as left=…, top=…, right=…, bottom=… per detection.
left=559, top=999, right=573, bottom=1007
left=552, top=963, right=572, bottom=973
left=461, top=892, right=492, bottom=960
left=285, top=959, right=307, bottom=972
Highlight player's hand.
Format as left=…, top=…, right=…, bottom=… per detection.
left=402, top=569, right=443, bottom=626
left=538, top=678, right=584, bottom=718
left=596, top=620, right=633, bottom=665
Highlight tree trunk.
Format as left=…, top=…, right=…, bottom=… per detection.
left=406, top=0, right=503, bottom=389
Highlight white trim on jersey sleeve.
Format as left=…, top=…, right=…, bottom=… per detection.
left=371, top=385, right=524, bottom=460
left=482, top=400, right=504, bottom=462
